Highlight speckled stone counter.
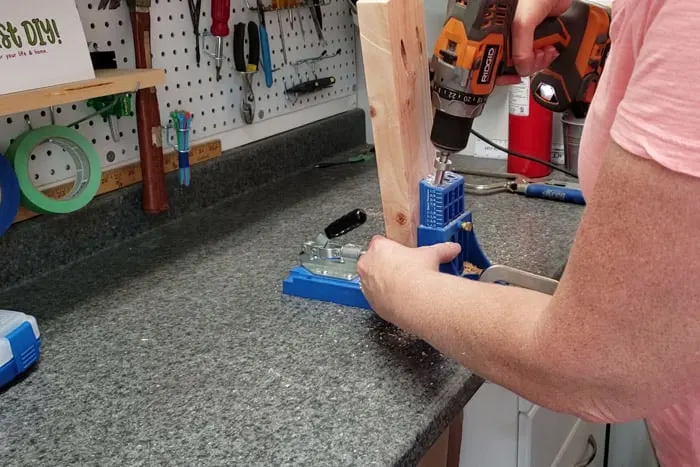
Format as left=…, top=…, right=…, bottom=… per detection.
left=0, top=155, right=583, bottom=466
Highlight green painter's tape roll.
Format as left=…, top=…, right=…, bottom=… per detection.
left=7, top=126, right=102, bottom=214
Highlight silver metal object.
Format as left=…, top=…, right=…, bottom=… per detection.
left=433, top=151, right=451, bottom=185
left=455, top=169, right=581, bottom=200
left=562, top=110, right=585, bottom=174
left=201, top=32, right=226, bottom=81
left=108, top=115, right=121, bottom=142
left=479, top=264, right=558, bottom=295
left=300, top=232, right=366, bottom=280
left=308, top=2, right=327, bottom=45
left=290, top=48, right=341, bottom=68
left=237, top=72, right=256, bottom=124
left=277, top=11, right=290, bottom=65
left=297, top=10, right=306, bottom=39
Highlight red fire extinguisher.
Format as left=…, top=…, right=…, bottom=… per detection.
left=507, top=77, right=553, bottom=178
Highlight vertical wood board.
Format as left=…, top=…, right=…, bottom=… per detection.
left=357, top=0, right=434, bottom=247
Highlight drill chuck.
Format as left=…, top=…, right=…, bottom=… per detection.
left=430, top=110, right=474, bottom=154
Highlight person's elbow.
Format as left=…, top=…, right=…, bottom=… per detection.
left=550, top=355, right=685, bottom=425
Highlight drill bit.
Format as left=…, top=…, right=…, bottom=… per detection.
left=432, top=151, right=451, bottom=185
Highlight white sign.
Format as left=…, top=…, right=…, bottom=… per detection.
left=552, top=144, right=565, bottom=165
left=508, top=76, right=530, bottom=117
left=0, top=0, right=94, bottom=95
left=474, top=138, right=509, bottom=160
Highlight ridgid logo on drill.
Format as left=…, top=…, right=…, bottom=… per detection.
left=478, top=45, right=499, bottom=84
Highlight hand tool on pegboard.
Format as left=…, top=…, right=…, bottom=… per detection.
left=98, top=0, right=122, bottom=9
left=187, top=0, right=203, bottom=66
left=307, top=0, right=326, bottom=46
left=100, top=0, right=169, bottom=214
left=287, top=0, right=294, bottom=31
left=234, top=21, right=260, bottom=123
left=271, top=0, right=289, bottom=65
left=293, top=0, right=306, bottom=40
left=257, top=0, right=274, bottom=87
left=209, top=0, right=231, bottom=81
left=285, top=76, right=335, bottom=103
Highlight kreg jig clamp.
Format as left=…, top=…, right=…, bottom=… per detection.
left=283, top=170, right=559, bottom=309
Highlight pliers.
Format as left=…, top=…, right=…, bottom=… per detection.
left=456, top=169, right=586, bottom=205
left=234, top=22, right=260, bottom=124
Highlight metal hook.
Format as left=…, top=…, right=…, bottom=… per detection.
left=24, top=115, right=32, bottom=130
left=290, top=48, right=341, bottom=78
left=282, top=77, right=299, bottom=105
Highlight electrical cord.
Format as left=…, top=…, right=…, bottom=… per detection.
left=470, top=128, right=579, bottom=179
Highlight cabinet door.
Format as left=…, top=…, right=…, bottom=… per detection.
left=518, top=404, right=579, bottom=467
left=552, top=420, right=606, bottom=467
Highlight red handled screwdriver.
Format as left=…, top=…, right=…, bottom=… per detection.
left=210, top=0, right=231, bottom=81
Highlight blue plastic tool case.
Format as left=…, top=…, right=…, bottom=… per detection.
left=0, top=310, right=41, bottom=389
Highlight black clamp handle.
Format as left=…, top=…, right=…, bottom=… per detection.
left=324, top=209, right=367, bottom=239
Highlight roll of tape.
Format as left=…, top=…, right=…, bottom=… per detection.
left=0, top=153, right=20, bottom=236
left=7, top=126, right=102, bottom=215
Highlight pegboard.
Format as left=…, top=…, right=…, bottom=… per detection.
left=0, top=0, right=358, bottom=190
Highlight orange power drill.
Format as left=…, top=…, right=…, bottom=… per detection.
left=429, top=0, right=611, bottom=184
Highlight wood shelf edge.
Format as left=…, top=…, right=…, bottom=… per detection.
left=0, top=68, right=166, bottom=117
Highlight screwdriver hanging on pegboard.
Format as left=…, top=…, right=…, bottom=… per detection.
left=210, top=0, right=231, bottom=81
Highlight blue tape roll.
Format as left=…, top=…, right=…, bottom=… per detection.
left=0, top=153, right=20, bottom=237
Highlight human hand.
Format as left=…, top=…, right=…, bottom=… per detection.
left=357, top=236, right=461, bottom=325
left=496, top=0, right=571, bottom=85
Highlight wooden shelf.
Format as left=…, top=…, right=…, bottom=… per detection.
left=0, top=68, right=166, bottom=117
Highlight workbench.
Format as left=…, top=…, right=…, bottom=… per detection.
left=0, top=143, right=582, bottom=465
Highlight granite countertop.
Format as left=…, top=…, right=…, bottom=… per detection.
left=0, top=156, right=583, bottom=466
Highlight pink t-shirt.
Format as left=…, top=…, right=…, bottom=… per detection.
left=578, top=0, right=700, bottom=464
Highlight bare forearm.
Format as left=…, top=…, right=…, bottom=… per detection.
left=393, top=271, right=566, bottom=405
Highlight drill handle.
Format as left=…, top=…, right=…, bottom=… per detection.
left=502, top=1, right=610, bottom=117
left=533, top=17, right=569, bottom=50
left=500, top=17, right=567, bottom=75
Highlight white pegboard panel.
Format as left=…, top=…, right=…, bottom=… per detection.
left=0, top=0, right=357, bottom=190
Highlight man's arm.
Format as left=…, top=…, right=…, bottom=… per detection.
left=393, top=140, right=700, bottom=424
